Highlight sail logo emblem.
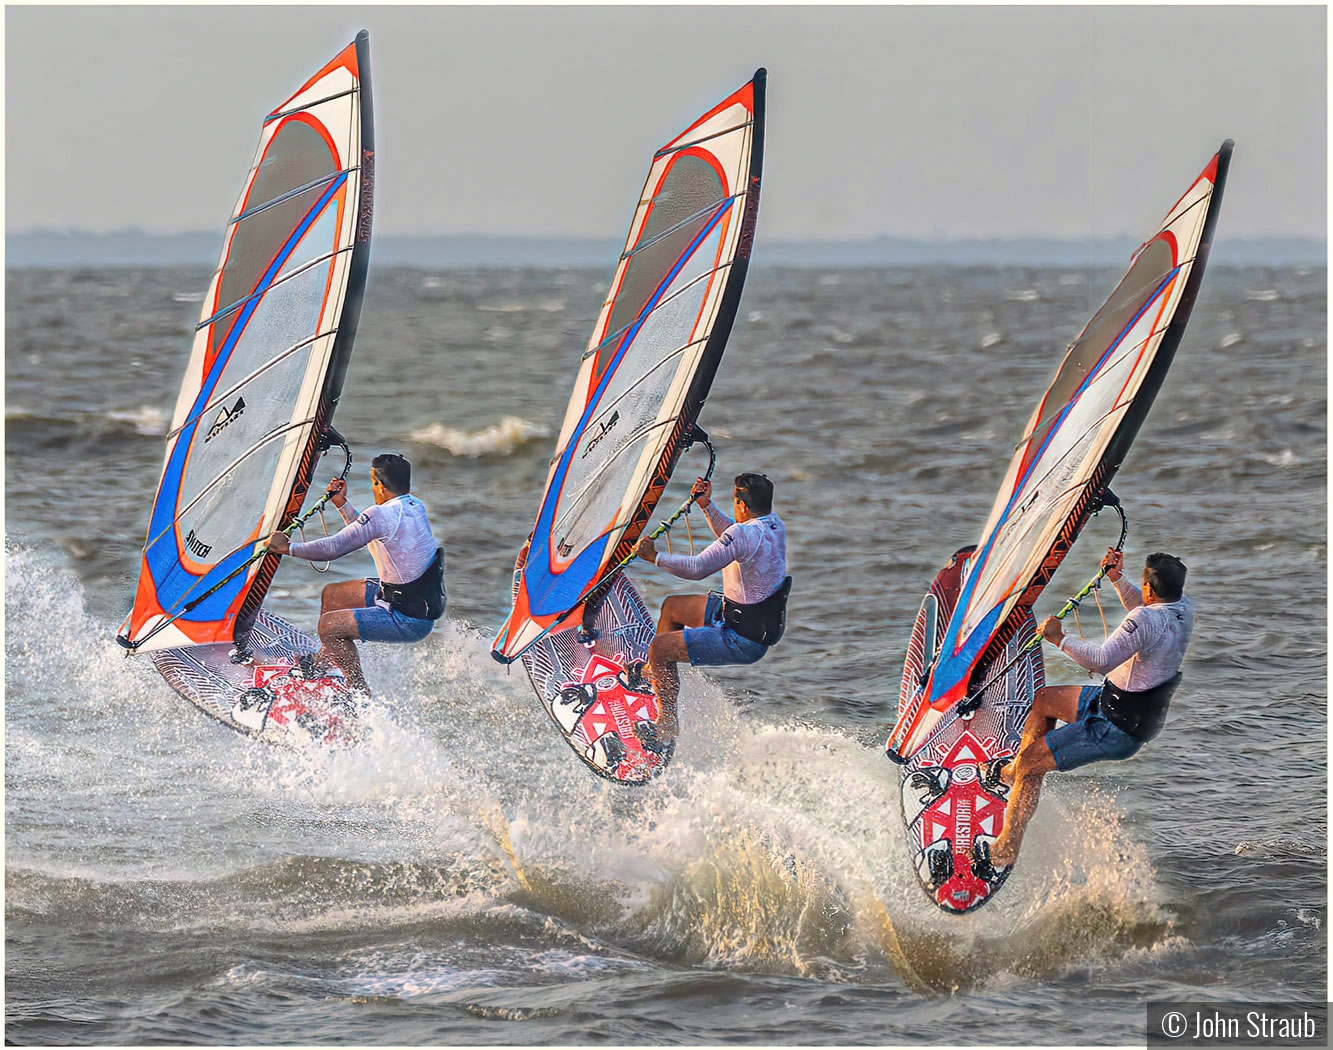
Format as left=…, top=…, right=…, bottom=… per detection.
left=205, top=397, right=246, bottom=442
left=557, top=538, right=574, bottom=557
left=185, top=529, right=213, bottom=559
left=357, top=149, right=375, bottom=243
left=954, top=798, right=972, bottom=849
left=582, top=411, right=620, bottom=458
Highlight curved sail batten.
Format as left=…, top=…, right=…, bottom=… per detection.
left=493, top=70, right=766, bottom=663
left=890, top=141, right=1232, bottom=759
left=119, top=33, right=375, bottom=655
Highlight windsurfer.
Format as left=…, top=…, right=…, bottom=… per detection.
left=982, top=550, right=1194, bottom=872
left=267, top=454, right=445, bottom=694
left=632, top=472, right=791, bottom=736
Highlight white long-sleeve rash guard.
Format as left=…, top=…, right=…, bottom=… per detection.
left=288, top=494, right=441, bottom=585
left=654, top=500, right=787, bottom=604
left=1059, top=575, right=1195, bottom=692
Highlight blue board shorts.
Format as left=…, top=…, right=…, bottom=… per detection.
left=352, top=579, right=437, bottom=644
left=683, top=591, right=770, bottom=667
left=1046, top=684, right=1143, bottom=772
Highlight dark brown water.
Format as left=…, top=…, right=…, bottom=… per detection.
left=5, top=263, right=1326, bottom=1044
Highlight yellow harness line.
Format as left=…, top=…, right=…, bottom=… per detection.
left=605, top=435, right=717, bottom=579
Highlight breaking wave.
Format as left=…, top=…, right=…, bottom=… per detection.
left=410, top=416, right=551, bottom=457
left=6, top=404, right=170, bottom=448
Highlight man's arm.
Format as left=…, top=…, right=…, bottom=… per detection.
left=1057, top=612, right=1151, bottom=675
left=287, top=506, right=386, bottom=562
left=702, top=500, right=734, bottom=538
left=1100, top=547, right=1142, bottom=610
left=689, top=479, right=733, bottom=538
left=1112, top=575, right=1144, bottom=611
left=653, top=530, right=743, bottom=581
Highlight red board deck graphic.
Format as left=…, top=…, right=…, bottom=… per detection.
left=149, top=609, right=360, bottom=747
left=893, top=548, right=1043, bottom=913
left=518, top=573, right=674, bottom=784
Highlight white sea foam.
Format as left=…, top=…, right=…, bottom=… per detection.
left=1220, top=332, right=1244, bottom=348
left=6, top=549, right=1172, bottom=990
left=107, top=406, right=170, bottom=436
left=1262, top=448, right=1299, bottom=468
left=409, top=416, right=551, bottom=457
left=476, top=300, right=565, bottom=314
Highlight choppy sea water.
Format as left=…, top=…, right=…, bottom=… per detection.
left=5, top=264, right=1326, bottom=1045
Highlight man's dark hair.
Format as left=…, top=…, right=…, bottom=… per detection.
left=734, top=472, right=773, bottom=515
left=372, top=453, right=411, bottom=494
left=1144, top=553, right=1186, bottom=602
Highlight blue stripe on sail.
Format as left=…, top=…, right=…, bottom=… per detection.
left=152, top=543, right=259, bottom=624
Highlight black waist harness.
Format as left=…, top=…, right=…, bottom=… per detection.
left=379, top=547, right=446, bottom=621
left=722, top=576, right=792, bottom=646
left=1098, top=672, right=1181, bottom=743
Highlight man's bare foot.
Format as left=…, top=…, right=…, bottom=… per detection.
left=988, top=839, right=1016, bottom=868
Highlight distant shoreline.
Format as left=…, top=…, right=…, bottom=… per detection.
left=6, top=230, right=1325, bottom=269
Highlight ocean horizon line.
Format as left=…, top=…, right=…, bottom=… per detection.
left=6, top=228, right=1325, bottom=269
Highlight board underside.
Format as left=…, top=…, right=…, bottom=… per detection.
left=149, top=608, right=358, bottom=746
left=518, top=574, right=673, bottom=784
left=895, top=549, right=1044, bottom=913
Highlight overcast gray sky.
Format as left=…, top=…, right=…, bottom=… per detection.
left=6, top=5, right=1326, bottom=241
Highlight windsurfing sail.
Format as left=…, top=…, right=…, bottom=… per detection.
left=887, top=140, right=1232, bottom=760
left=118, top=31, right=375, bottom=656
left=492, top=70, right=766, bottom=663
